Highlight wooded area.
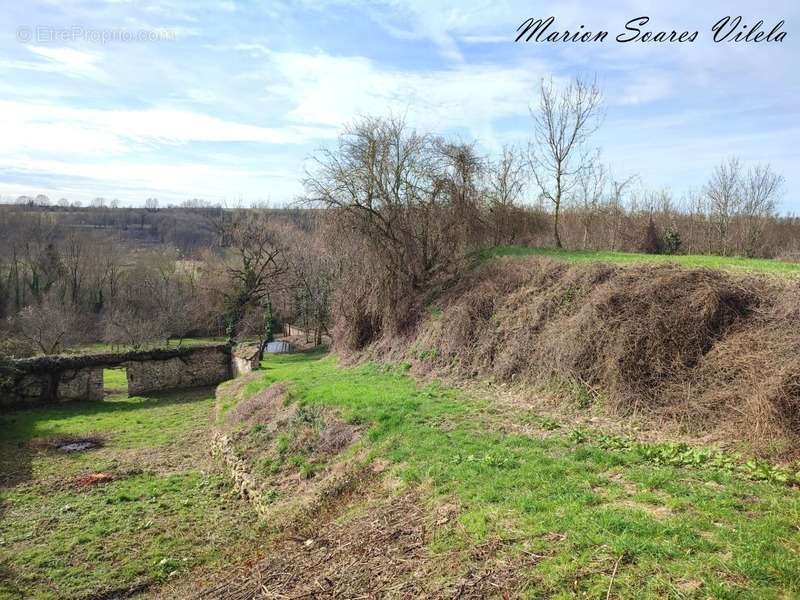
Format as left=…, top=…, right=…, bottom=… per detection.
left=1, top=78, right=796, bottom=360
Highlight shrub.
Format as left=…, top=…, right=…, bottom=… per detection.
left=663, top=227, right=682, bottom=255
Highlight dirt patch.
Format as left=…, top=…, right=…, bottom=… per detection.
left=75, top=472, right=114, bottom=487
left=30, top=434, right=105, bottom=453
left=225, top=382, right=289, bottom=426
left=196, top=490, right=540, bottom=599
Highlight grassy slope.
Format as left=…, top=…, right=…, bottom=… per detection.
left=0, top=386, right=264, bottom=599
left=246, top=351, right=800, bottom=598
left=480, top=246, right=800, bottom=276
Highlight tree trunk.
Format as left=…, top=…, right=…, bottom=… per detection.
left=553, top=199, right=563, bottom=249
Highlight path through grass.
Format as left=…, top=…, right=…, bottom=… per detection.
left=248, top=351, right=800, bottom=598
left=480, top=246, right=800, bottom=277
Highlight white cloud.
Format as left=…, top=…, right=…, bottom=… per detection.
left=25, top=46, right=106, bottom=79
left=0, top=46, right=106, bottom=80
left=0, top=100, right=337, bottom=158
left=260, top=49, right=552, bottom=146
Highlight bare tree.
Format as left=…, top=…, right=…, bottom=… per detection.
left=705, top=157, right=743, bottom=256
left=576, top=162, right=607, bottom=250
left=529, top=76, right=603, bottom=248
left=207, top=210, right=288, bottom=336
left=102, top=306, right=166, bottom=350
left=285, top=223, right=338, bottom=346
left=62, top=234, right=86, bottom=306
left=740, top=164, right=783, bottom=257
left=12, top=291, right=82, bottom=354
left=607, top=174, right=637, bottom=251
left=305, top=116, right=486, bottom=342
left=486, top=146, right=528, bottom=245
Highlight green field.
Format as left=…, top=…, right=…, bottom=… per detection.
left=103, top=367, right=128, bottom=395
left=245, top=351, right=800, bottom=598
left=479, top=246, right=800, bottom=276
left=0, top=387, right=265, bottom=599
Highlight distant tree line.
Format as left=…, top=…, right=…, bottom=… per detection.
left=1, top=76, right=796, bottom=358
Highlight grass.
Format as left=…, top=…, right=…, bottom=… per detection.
left=247, top=351, right=800, bottom=598
left=4, top=350, right=800, bottom=597
left=103, top=367, right=128, bottom=395
left=479, top=246, right=800, bottom=277
left=0, top=387, right=265, bottom=599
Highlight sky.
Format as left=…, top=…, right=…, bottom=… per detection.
left=1, top=1, right=798, bottom=210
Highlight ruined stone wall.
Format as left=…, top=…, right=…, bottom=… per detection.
left=57, top=368, right=104, bottom=401
left=126, top=346, right=232, bottom=395
left=2, top=344, right=233, bottom=406
left=1, top=368, right=103, bottom=406
left=231, top=343, right=261, bottom=377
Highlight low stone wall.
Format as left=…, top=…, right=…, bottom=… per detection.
left=2, top=368, right=104, bottom=406
left=127, top=347, right=232, bottom=395
left=58, top=368, right=104, bottom=401
left=231, top=343, right=261, bottom=377
left=1, top=344, right=233, bottom=406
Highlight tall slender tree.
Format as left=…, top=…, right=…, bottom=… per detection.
left=529, top=76, right=603, bottom=248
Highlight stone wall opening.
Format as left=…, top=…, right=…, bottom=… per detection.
left=103, top=367, right=128, bottom=397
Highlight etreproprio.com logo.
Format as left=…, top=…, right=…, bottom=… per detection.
left=16, top=26, right=176, bottom=44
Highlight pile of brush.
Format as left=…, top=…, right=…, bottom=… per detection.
left=355, top=257, right=800, bottom=457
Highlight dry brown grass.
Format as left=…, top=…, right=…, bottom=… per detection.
left=215, top=380, right=363, bottom=524
left=225, top=382, right=288, bottom=426
left=195, top=488, right=540, bottom=599
left=359, top=257, right=800, bottom=458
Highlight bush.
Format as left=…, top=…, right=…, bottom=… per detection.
left=663, top=227, right=682, bottom=255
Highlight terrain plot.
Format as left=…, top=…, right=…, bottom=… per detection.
left=2, top=349, right=799, bottom=598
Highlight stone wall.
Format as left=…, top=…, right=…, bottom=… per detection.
left=231, top=343, right=261, bottom=377
left=2, top=344, right=233, bottom=406
left=1, top=368, right=104, bottom=406
left=126, top=346, right=232, bottom=395
left=58, top=368, right=104, bottom=401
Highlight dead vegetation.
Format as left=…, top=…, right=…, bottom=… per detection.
left=355, top=257, right=800, bottom=458
left=196, top=489, right=540, bottom=599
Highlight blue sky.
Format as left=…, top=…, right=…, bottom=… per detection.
left=1, top=1, right=798, bottom=210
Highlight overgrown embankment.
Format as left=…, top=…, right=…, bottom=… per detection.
left=344, top=257, right=800, bottom=458
left=211, top=373, right=366, bottom=525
